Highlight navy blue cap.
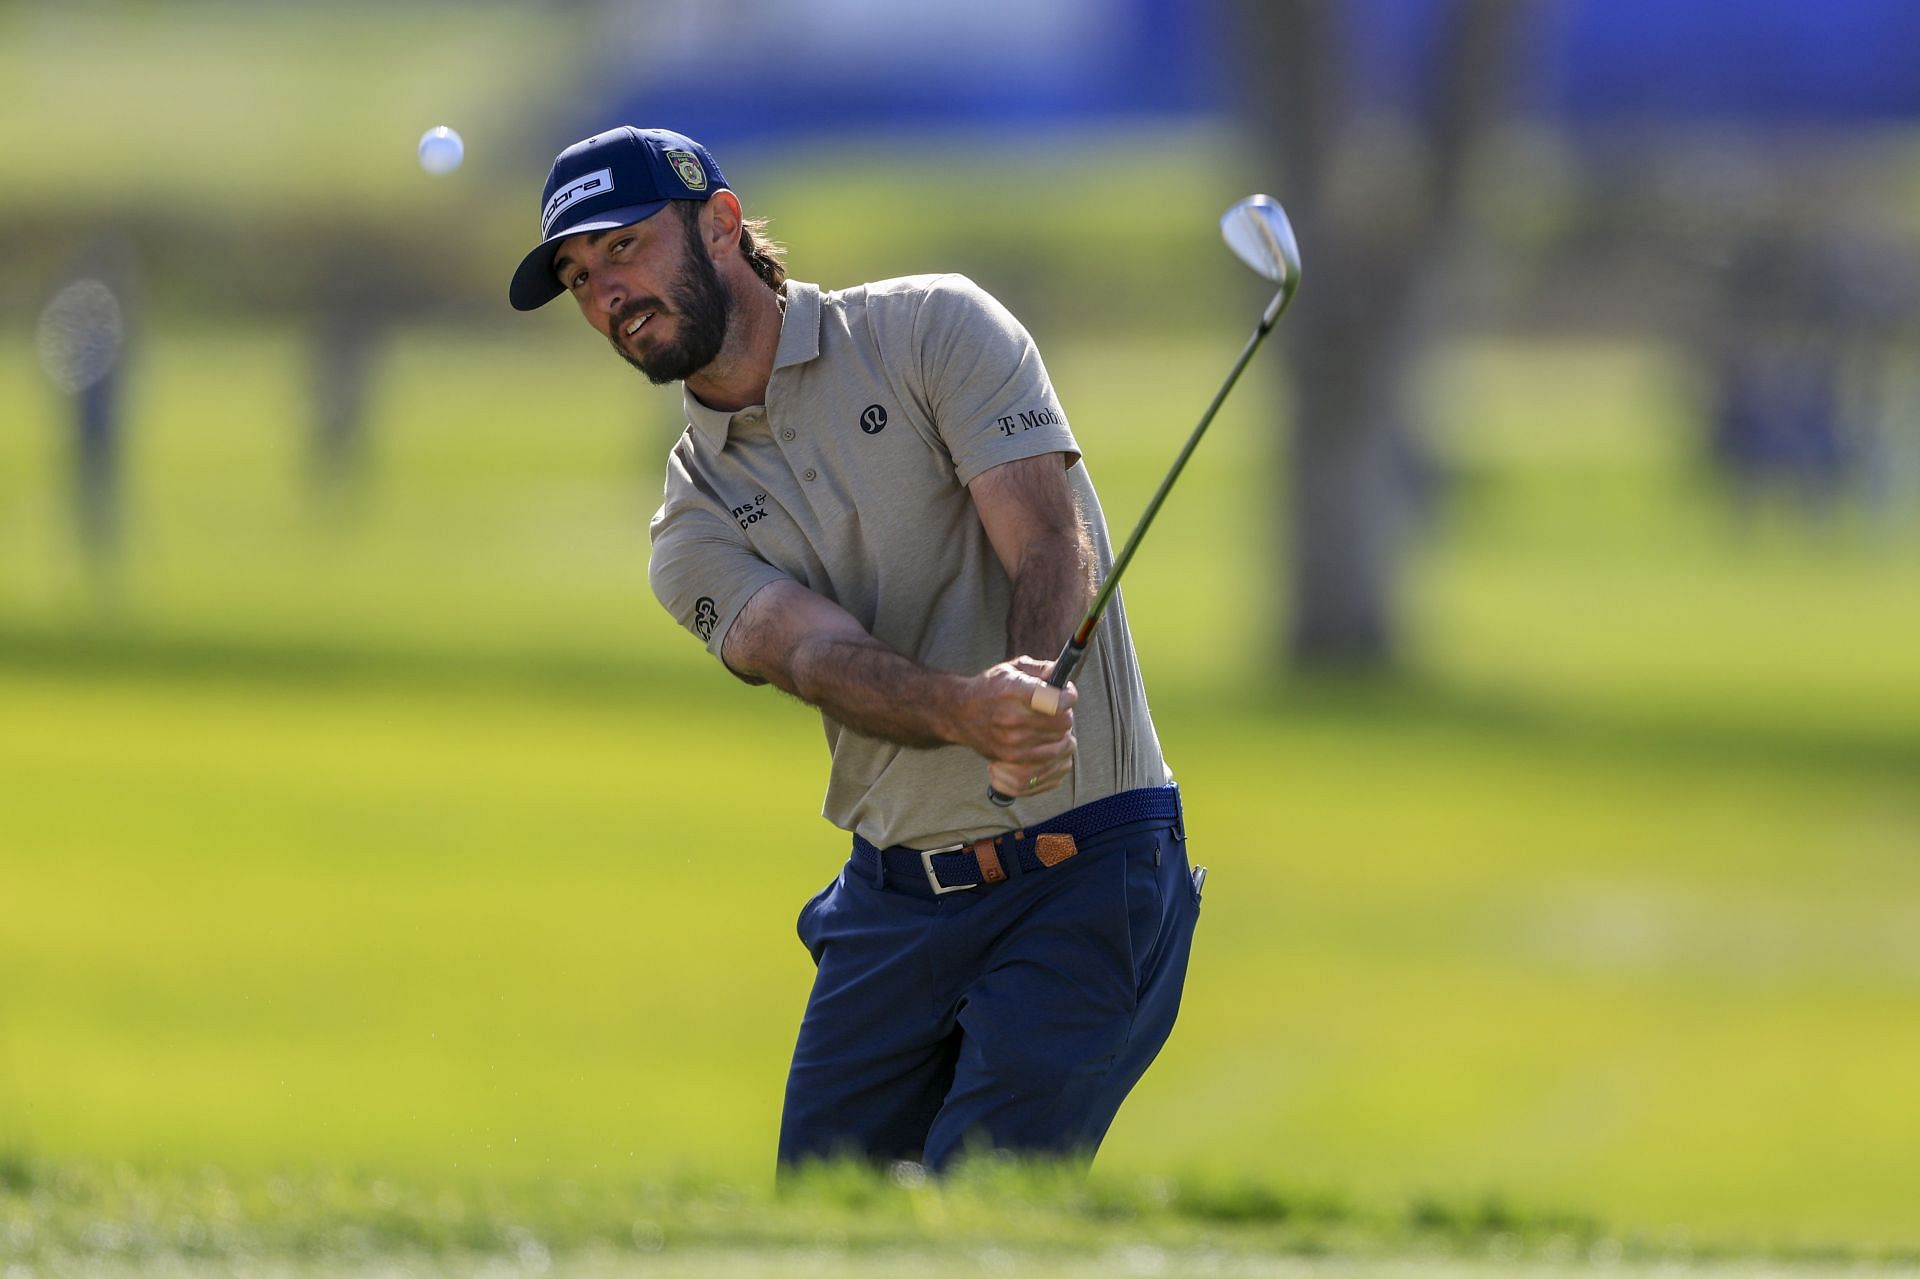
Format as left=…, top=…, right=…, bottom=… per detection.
left=509, top=126, right=729, bottom=312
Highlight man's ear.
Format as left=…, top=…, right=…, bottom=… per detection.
left=703, top=191, right=744, bottom=260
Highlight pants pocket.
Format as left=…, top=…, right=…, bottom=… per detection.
left=1121, top=832, right=1171, bottom=992
left=1173, top=825, right=1204, bottom=909
left=795, top=873, right=839, bottom=962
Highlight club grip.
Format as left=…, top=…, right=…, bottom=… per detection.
left=986, top=644, right=1083, bottom=807
left=987, top=680, right=1067, bottom=806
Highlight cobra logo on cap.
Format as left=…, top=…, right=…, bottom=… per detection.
left=542, top=167, right=615, bottom=237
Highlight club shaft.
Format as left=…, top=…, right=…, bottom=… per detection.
left=1046, top=287, right=1287, bottom=690
left=987, top=283, right=1290, bottom=807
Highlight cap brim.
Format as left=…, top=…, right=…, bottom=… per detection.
left=508, top=200, right=672, bottom=311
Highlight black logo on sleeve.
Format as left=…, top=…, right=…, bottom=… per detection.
left=693, top=597, right=718, bottom=641
left=859, top=404, right=889, bottom=435
left=994, top=406, right=1064, bottom=436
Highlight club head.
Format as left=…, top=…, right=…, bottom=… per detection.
left=1221, top=194, right=1301, bottom=300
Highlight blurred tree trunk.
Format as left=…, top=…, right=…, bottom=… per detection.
left=303, top=240, right=402, bottom=519
left=1230, top=0, right=1529, bottom=670
left=308, top=307, right=381, bottom=511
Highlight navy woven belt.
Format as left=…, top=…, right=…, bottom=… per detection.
left=853, top=784, right=1181, bottom=897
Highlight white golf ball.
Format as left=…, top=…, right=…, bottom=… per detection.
left=418, top=126, right=464, bottom=175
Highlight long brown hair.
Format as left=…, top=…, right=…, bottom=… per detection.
left=678, top=201, right=787, bottom=291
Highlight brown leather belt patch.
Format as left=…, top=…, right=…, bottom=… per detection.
left=1035, top=833, right=1078, bottom=867
left=972, top=839, right=1006, bottom=884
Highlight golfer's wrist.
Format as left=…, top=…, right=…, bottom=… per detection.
left=927, top=672, right=988, bottom=753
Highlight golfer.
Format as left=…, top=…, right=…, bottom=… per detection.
left=510, top=126, right=1201, bottom=1171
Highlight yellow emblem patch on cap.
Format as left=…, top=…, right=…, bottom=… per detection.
left=665, top=149, right=707, bottom=192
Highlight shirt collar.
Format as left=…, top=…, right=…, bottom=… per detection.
left=772, top=280, right=822, bottom=371
left=681, top=281, right=823, bottom=450
left=681, top=388, right=733, bottom=449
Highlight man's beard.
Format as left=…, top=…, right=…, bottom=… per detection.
left=611, top=216, right=732, bottom=385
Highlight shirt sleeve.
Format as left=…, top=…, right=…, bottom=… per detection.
left=914, top=274, right=1081, bottom=485
left=647, top=454, right=791, bottom=671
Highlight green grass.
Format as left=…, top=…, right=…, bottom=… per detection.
left=4, top=318, right=1918, bottom=1258
left=16, top=1153, right=1911, bottom=1278
left=4, top=1156, right=1916, bottom=1275
left=0, top=1155, right=1584, bottom=1260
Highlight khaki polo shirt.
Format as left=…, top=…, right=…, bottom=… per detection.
left=648, top=274, right=1168, bottom=849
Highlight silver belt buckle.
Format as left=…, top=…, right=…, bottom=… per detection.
left=918, top=843, right=974, bottom=895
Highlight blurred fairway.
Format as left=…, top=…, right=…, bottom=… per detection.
left=3, top=308, right=1918, bottom=1258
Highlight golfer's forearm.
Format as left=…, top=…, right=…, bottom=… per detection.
left=723, top=580, right=978, bottom=748
left=785, top=636, right=971, bottom=748
left=1006, top=527, right=1095, bottom=664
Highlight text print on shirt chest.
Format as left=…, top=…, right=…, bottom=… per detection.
left=731, top=492, right=772, bottom=529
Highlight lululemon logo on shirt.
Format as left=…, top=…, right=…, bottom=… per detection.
left=693, top=597, right=718, bottom=641
left=859, top=404, right=889, bottom=435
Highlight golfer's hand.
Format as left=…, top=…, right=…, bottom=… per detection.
left=963, top=657, right=1077, bottom=799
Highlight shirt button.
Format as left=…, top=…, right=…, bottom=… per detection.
left=802, top=468, right=818, bottom=482
left=781, top=428, right=795, bottom=441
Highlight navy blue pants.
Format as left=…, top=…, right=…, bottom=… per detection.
left=777, top=787, right=1201, bottom=1171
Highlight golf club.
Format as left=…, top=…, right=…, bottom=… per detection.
left=989, top=193, right=1301, bottom=806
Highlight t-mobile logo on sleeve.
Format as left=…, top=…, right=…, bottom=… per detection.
left=994, top=407, right=1064, bottom=436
